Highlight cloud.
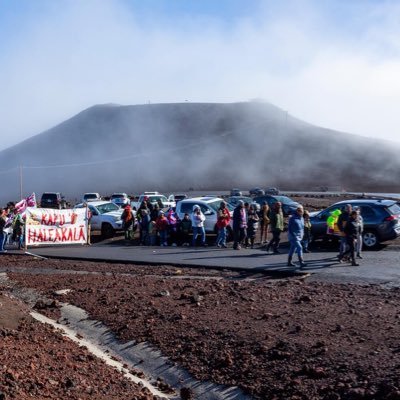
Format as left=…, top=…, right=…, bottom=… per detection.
left=1, top=0, right=400, bottom=151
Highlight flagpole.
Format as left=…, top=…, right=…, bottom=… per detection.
left=19, top=165, right=23, bottom=200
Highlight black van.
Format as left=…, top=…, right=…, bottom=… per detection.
left=40, top=192, right=66, bottom=209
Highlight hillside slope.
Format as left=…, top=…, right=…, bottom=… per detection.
left=1, top=102, right=399, bottom=202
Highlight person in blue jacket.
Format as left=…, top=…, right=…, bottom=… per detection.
left=287, top=205, right=307, bottom=269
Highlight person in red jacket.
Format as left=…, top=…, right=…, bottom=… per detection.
left=216, top=201, right=231, bottom=248
left=155, top=211, right=169, bottom=246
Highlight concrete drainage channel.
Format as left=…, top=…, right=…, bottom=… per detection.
left=0, top=274, right=251, bottom=400
left=39, top=302, right=252, bottom=400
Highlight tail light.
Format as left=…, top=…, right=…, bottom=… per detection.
left=385, top=214, right=400, bottom=221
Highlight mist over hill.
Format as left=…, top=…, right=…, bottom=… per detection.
left=1, top=101, right=399, bottom=203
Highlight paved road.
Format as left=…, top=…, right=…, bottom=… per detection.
left=12, top=238, right=400, bottom=286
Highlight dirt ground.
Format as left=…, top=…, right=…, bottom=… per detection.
left=1, top=191, right=399, bottom=399
left=1, top=253, right=400, bottom=400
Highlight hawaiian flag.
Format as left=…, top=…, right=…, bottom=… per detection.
left=15, top=193, right=37, bottom=215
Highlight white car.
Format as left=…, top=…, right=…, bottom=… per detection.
left=110, top=193, right=130, bottom=208
left=82, top=192, right=101, bottom=202
left=75, top=201, right=123, bottom=238
left=175, top=197, right=234, bottom=233
left=131, top=193, right=176, bottom=210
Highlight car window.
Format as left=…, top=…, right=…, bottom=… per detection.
left=388, top=203, right=400, bottom=215
left=359, top=206, right=376, bottom=219
left=208, top=200, right=233, bottom=212
left=96, top=203, right=120, bottom=214
left=180, top=202, right=195, bottom=214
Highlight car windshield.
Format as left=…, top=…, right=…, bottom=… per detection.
left=388, top=203, right=400, bottom=215
left=111, top=194, right=126, bottom=199
left=96, top=202, right=120, bottom=214
left=84, top=194, right=97, bottom=199
left=208, top=199, right=234, bottom=212
left=274, top=195, right=295, bottom=204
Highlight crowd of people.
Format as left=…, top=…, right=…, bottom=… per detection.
left=0, top=204, right=25, bottom=253
left=0, top=196, right=364, bottom=268
left=118, top=196, right=364, bottom=269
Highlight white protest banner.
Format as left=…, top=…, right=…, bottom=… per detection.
left=25, top=207, right=88, bottom=246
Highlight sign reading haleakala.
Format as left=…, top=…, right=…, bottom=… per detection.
left=25, top=208, right=88, bottom=246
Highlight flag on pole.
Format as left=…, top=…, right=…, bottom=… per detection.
left=14, top=193, right=37, bottom=215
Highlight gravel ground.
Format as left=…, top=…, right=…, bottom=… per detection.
left=1, top=254, right=400, bottom=400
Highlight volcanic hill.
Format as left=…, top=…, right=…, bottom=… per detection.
left=1, top=102, right=399, bottom=202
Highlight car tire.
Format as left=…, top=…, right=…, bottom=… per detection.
left=101, top=223, right=115, bottom=239
left=362, top=230, right=379, bottom=249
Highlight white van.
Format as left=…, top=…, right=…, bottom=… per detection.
left=175, top=197, right=234, bottom=233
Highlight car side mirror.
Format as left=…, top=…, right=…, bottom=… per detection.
left=91, top=210, right=98, bottom=216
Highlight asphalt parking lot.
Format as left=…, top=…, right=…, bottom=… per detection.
left=10, top=235, right=400, bottom=287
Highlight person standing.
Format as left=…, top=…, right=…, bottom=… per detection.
left=232, top=200, right=247, bottom=250
left=216, top=201, right=231, bottom=248
left=179, top=213, right=192, bottom=246
left=340, top=210, right=361, bottom=266
left=121, top=204, right=135, bottom=242
left=0, top=209, right=7, bottom=253
left=139, top=209, right=151, bottom=245
left=354, top=206, right=364, bottom=259
left=337, top=204, right=352, bottom=260
left=191, top=205, right=207, bottom=247
left=166, top=208, right=179, bottom=246
left=287, top=206, right=306, bottom=268
left=156, top=210, right=169, bottom=246
left=12, top=210, right=24, bottom=250
left=266, top=202, right=284, bottom=254
left=302, top=210, right=312, bottom=253
left=259, top=202, right=270, bottom=245
left=246, top=204, right=260, bottom=249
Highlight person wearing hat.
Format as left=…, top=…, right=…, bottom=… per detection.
left=191, top=205, right=207, bottom=247
left=232, top=200, right=247, bottom=250
left=287, top=205, right=307, bottom=268
left=266, top=202, right=284, bottom=254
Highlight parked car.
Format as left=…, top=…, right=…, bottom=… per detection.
left=249, top=187, right=265, bottom=196
left=226, top=196, right=253, bottom=207
left=265, top=187, right=280, bottom=195
left=310, top=199, right=400, bottom=248
left=253, top=195, right=300, bottom=216
left=40, top=192, right=66, bottom=209
left=173, top=194, right=188, bottom=203
left=131, top=193, right=176, bottom=210
left=230, top=188, right=242, bottom=197
left=110, top=193, right=130, bottom=208
left=82, top=192, right=101, bottom=203
left=175, top=196, right=234, bottom=234
left=75, top=201, right=124, bottom=238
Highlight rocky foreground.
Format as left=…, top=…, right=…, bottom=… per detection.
left=1, top=255, right=400, bottom=400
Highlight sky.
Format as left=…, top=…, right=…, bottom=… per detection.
left=1, top=0, right=400, bottom=150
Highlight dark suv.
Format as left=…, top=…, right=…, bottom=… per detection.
left=310, top=199, right=400, bottom=248
left=253, top=194, right=300, bottom=216
left=40, top=192, right=66, bottom=209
